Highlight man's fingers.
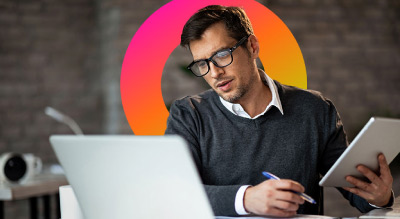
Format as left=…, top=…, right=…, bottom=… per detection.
left=272, top=180, right=305, bottom=193
left=345, top=176, right=373, bottom=193
left=356, top=165, right=381, bottom=186
left=343, top=186, right=374, bottom=201
left=344, top=154, right=394, bottom=207
left=272, top=200, right=299, bottom=211
left=245, top=180, right=307, bottom=216
left=276, top=190, right=305, bottom=204
left=378, top=154, right=393, bottom=183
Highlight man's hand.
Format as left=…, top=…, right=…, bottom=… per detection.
left=243, top=179, right=305, bottom=217
left=343, top=154, right=393, bottom=207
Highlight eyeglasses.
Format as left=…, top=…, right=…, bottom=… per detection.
left=187, top=35, right=249, bottom=77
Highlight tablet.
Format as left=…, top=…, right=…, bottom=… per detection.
left=319, top=117, right=400, bottom=187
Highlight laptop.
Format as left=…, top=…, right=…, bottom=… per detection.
left=50, top=135, right=214, bottom=219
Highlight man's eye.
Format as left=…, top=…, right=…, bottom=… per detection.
left=216, top=51, right=230, bottom=58
left=197, top=61, right=207, bottom=68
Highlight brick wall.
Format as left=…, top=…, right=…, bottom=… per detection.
left=267, top=0, right=400, bottom=140
left=0, top=0, right=399, bottom=218
left=0, top=0, right=103, bottom=164
left=0, top=1, right=103, bottom=218
left=266, top=0, right=400, bottom=217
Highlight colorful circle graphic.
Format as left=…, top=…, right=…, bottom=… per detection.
left=121, top=0, right=307, bottom=135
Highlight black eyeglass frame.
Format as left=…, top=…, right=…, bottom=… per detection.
left=187, top=35, right=250, bottom=77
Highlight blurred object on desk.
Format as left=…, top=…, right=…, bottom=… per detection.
left=0, top=153, right=42, bottom=185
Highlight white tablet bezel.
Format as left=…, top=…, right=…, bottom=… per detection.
left=319, top=117, right=400, bottom=187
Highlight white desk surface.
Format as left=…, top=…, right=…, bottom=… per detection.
left=360, top=195, right=400, bottom=218
left=216, top=196, right=400, bottom=219
left=216, top=215, right=339, bottom=219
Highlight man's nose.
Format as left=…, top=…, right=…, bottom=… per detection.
left=209, top=62, right=224, bottom=78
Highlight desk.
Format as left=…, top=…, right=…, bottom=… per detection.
left=360, top=195, right=400, bottom=218
left=215, top=196, right=400, bottom=219
left=0, top=173, right=68, bottom=219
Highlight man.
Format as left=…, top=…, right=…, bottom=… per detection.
left=165, top=5, right=393, bottom=217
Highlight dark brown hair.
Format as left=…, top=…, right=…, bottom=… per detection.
left=180, top=5, right=254, bottom=49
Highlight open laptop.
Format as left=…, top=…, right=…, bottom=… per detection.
left=50, top=135, right=214, bottom=219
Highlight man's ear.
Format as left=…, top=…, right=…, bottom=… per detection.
left=247, top=34, right=259, bottom=59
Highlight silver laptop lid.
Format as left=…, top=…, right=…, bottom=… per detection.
left=50, top=135, right=214, bottom=219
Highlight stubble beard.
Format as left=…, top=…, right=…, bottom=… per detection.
left=219, top=86, right=247, bottom=103
left=218, top=72, right=256, bottom=103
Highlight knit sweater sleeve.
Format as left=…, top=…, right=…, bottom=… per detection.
left=165, top=100, right=202, bottom=171
left=165, top=99, right=242, bottom=216
left=318, top=98, right=375, bottom=213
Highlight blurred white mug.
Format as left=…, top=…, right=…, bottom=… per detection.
left=0, top=152, right=42, bottom=184
left=23, top=153, right=43, bottom=177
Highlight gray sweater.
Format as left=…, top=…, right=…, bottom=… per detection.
left=165, top=81, right=374, bottom=216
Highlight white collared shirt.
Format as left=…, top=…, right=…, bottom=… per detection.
left=219, top=69, right=283, bottom=215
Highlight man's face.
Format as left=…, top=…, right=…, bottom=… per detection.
left=189, top=22, right=259, bottom=103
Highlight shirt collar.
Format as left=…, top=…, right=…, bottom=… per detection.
left=219, top=69, right=284, bottom=119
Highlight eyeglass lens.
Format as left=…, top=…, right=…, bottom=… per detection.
left=192, top=50, right=232, bottom=76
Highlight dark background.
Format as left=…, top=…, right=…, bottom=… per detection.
left=0, top=0, right=399, bottom=218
